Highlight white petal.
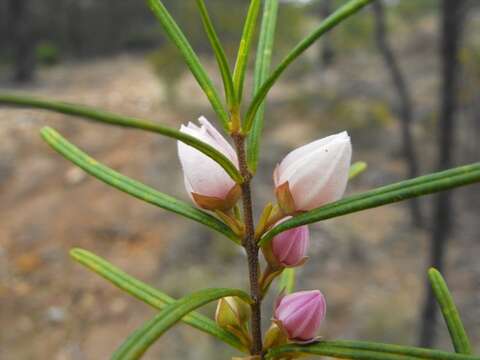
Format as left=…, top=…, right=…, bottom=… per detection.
left=177, top=117, right=238, bottom=200
left=178, top=141, right=235, bottom=198
left=288, top=137, right=352, bottom=210
left=278, top=131, right=349, bottom=181
left=198, top=116, right=238, bottom=165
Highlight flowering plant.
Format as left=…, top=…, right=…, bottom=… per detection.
left=1, top=0, right=479, bottom=359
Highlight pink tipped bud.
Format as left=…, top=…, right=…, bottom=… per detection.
left=177, top=117, right=240, bottom=210
left=274, top=131, right=352, bottom=212
left=271, top=217, right=309, bottom=267
left=274, top=290, right=326, bottom=342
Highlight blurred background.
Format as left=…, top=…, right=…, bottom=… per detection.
left=0, top=0, right=479, bottom=359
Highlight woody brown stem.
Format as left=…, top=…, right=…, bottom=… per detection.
left=233, top=133, right=263, bottom=358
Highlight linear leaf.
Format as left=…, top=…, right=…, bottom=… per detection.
left=428, top=268, right=472, bottom=354
left=70, top=248, right=246, bottom=352
left=41, top=127, right=240, bottom=243
left=196, top=0, right=236, bottom=109
left=260, top=163, right=480, bottom=245
left=278, top=268, right=296, bottom=294
left=112, top=288, right=251, bottom=360
left=245, top=0, right=375, bottom=130
left=247, top=0, right=279, bottom=173
left=349, top=161, right=368, bottom=180
left=233, top=0, right=262, bottom=103
left=267, top=340, right=480, bottom=360
left=146, top=0, right=229, bottom=128
left=0, top=93, right=242, bottom=182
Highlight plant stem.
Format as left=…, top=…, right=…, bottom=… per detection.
left=233, top=133, right=263, bottom=357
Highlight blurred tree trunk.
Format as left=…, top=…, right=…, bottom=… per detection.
left=66, top=0, right=85, bottom=57
left=372, top=0, right=424, bottom=228
left=319, top=0, right=335, bottom=67
left=8, top=0, right=36, bottom=82
left=418, top=0, right=466, bottom=347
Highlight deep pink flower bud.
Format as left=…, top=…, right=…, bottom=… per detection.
left=271, top=217, right=309, bottom=267
left=274, top=131, right=352, bottom=212
left=178, top=117, right=240, bottom=210
left=274, top=290, right=326, bottom=342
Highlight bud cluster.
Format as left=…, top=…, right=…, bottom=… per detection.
left=177, top=117, right=352, bottom=351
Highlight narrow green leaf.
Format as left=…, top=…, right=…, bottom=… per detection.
left=146, top=0, right=229, bottom=128
left=349, top=161, right=368, bottom=180
left=260, top=163, right=480, bottom=245
left=0, top=93, right=242, bottom=183
left=428, top=268, right=472, bottom=354
left=278, top=268, right=295, bottom=294
left=195, top=0, right=237, bottom=109
left=112, top=288, right=251, bottom=360
left=70, top=248, right=247, bottom=352
left=233, top=0, right=262, bottom=103
left=41, top=127, right=240, bottom=243
left=247, top=0, right=279, bottom=173
left=245, top=0, right=375, bottom=130
left=267, top=340, right=480, bottom=360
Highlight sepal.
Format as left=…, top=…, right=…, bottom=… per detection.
left=263, top=320, right=289, bottom=350
left=216, top=296, right=251, bottom=328
left=275, top=181, right=297, bottom=215
left=192, top=184, right=242, bottom=211
left=215, top=210, right=245, bottom=238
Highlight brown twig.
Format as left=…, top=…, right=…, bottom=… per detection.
left=233, top=133, right=263, bottom=358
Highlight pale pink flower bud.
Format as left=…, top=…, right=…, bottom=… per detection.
left=274, top=290, right=326, bottom=342
left=177, top=117, right=240, bottom=211
left=271, top=217, right=309, bottom=267
left=274, top=131, right=352, bottom=212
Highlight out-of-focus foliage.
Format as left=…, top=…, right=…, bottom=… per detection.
left=0, top=0, right=160, bottom=58
left=392, top=0, right=437, bottom=19
left=36, top=41, right=60, bottom=66
left=302, top=0, right=438, bottom=54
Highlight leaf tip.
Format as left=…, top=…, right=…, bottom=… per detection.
left=428, top=267, right=440, bottom=276
left=69, top=247, right=87, bottom=261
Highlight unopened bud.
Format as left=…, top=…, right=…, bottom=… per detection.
left=271, top=217, right=309, bottom=268
left=215, top=296, right=251, bottom=330
left=274, top=290, right=326, bottom=342
left=274, top=131, right=352, bottom=212
left=178, top=117, right=241, bottom=211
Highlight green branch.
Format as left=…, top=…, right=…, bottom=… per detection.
left=247, top=0, right=279, bottom=173
left=429, top=268, right=472, bottom=354
left=71, top=248, right=247, bottom=352
left=261, top=163, right=480, bottom=245
left=233, top=0, right=262, bottom=103
left=112, top=288, right=251, bottom=359
left=196, top=0, right=237, bottom=109
left=0, top=93, right=242, bottom=182
left=245, top=0, right=375, bottom=130
left=267, top=340, right=480, bottom=360
left=41, top=127, right=240, bottom=243
left=146, top=0, right=229, bottom=127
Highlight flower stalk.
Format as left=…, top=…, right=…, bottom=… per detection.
left=233, top=133, right=264, bottom=357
